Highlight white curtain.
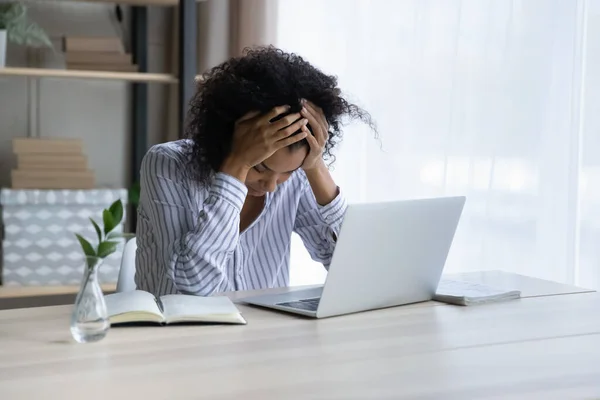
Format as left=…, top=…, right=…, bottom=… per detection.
left=276, top=0, right=600, bottom=289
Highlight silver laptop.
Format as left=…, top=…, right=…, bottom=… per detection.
left=242, top=196, right=466, bottom=318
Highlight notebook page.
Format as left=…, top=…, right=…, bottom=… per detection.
left=160, top=294, right=241, bottom=320
left=105, top=290, right=163, bottom=318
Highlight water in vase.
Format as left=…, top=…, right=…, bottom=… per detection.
left=70, top=257, right=110, bottom=343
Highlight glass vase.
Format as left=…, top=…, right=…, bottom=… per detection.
left=70, top=256, right=110, bottom=343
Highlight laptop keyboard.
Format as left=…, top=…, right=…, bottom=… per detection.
left=276, top=297, right=321, bottom=312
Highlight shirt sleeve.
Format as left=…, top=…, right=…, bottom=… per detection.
left=293, top=177, right=348, bottom=268
left=140, top=146, right=247, bottom=295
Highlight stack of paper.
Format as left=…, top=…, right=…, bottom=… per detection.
left=434, top=279, right=521, bottom=306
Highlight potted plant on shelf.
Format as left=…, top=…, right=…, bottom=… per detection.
left=71, top=199, right=134, bottom=344
left=0, top=2, right=53, bottom=68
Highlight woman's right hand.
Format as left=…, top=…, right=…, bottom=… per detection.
left=220, top=105, right=309, bottom=182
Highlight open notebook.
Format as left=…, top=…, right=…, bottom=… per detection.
left=434, top=279, right=521, bottom=306
left=104, top=290, right=247, bottom=325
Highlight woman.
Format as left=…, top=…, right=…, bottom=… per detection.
left=135, top=46, right=374, bottom=297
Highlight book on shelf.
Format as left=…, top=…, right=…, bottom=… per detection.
left=63, top=36, right=125, bottom=53
left=12, top=138, right=83, bottom=155
left=105, top=290, right=247, bottom=326
left=65, top=51, right=132, bottom=65
left=11, top=178, right=95, bottom=190
left=11, top=137, right=95, bottom=190
left=11, top=170, right=95, bottom=189
left=17, top=154, right=88, bottom=171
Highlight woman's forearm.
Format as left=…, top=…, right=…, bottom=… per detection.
left=303, top=160, right=339, bottom=206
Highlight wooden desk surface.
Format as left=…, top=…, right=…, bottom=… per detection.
left=0, top=272, right=598, bottom=399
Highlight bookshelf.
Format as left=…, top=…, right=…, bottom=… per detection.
left=0, top=0, right=198, bottom=201
left=0, top=1, right=198, bottom=295
left=0, top=67, right=178, bottom=84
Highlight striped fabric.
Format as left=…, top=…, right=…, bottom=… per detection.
left=135, top=140, right=347, bottom=297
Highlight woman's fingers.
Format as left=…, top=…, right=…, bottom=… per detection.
left=235, top=110, right=261, bottom=125
left=274, top=117, right=308, bottom=141
left=307, top=101, right=328, bottom=135
left=262, top=105, right=292, bottom=124
left=275, top=130, right=308, bottom=149
left=304, top=125, right=320, bottom=150
left=301, top=102, right=327, bottom=144
left=269, top=112, right=302, bottom=132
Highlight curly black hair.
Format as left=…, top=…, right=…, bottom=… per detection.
left=185, top=46, right=376, bottom=185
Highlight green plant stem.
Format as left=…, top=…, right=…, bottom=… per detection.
left=78, top=261, right=94, bottom=298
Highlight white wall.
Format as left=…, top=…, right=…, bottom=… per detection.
left=0, top=2, right=172, bottom=189
left=577, top=1, right=600, bottom=287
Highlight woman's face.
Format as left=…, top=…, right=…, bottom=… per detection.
left=245, top=146, right=308, bottom=197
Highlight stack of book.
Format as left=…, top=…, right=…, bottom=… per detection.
left=11, top=138, right=95, bottom=189
left=63, top=36, right=137, bottom=72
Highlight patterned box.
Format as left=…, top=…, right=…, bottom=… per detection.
left=0, top=189, right=128, bottom=286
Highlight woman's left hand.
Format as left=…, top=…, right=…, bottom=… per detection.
left=300, top=99, right=329, bottom=171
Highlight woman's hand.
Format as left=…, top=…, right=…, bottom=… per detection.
left=221, top=106, right=308, bottom=182
left=299, top=100, right=339, bottom=205
left=300, top=100, right=329, bottom=171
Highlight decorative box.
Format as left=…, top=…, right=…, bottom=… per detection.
left=0, top=188, right=128, bottom=286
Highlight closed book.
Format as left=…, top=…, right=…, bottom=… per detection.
left=433, top=279, right=521, bottom=306
left=11, top=177, right=95, bottom=190
left=65, top=51, right=132, bottom=65
left=13, top=138, right=83, bottom=154
left=12, top=170, right=95, bottom=190
left=17, top=154, right=88, bottom=170
left=66, top=63, right=139, bottom=72
left=63, top=36, right=124, bottom=53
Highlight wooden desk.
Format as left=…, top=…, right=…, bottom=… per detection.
left=0, top=272, right=598, bottom=399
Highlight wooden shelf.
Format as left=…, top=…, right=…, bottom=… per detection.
left=0, top=67, right=178, bottom=84
left=29, top=0, right=203, bottom=5
left=77, top=0, right=181, bottom=4
left=0, top=283, right=117, bottom=299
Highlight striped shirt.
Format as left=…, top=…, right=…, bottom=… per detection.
left=134, top=140, right=347, bottom=297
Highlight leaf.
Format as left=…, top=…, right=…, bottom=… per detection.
left=103, top=209, right=115, bottom=235
left=24, top=23, right=53, bottom=48
left=2, top=4, right=52, bottom=48
left=75, top=234, right=96, bottom=257
left=0, top=4, right=26, bottom=26
left=90, top=218, right=102, bottom=243
left=109, top=200, right=124, bottom=226
left=97, top=241, right=119, bottom=258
